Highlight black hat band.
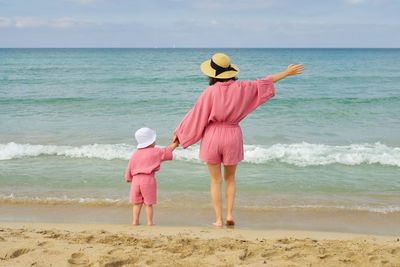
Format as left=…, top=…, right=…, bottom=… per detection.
left=210, top=59, right=236, bottom=76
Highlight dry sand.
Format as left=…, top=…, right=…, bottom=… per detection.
left=1, top=222, right=399, bottom=267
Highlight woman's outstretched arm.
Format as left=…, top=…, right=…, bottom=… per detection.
left=271, top=64, right=304, bottom=82
left=174, top=88, right=213, bottom=149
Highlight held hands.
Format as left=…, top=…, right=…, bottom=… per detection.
left=286, top=64, right=304, bottom=76
left=170, top=134, right=180, bottom=150
left=172, top=134, right=179, bottom=144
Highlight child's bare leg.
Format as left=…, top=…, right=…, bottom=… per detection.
left=224, top=164, right=237, bottom=225
left=208, top=163, right=223, bottom=227
left=145, top=204, right=154, bottom=226
left=133, top=203, right=142, bottom=225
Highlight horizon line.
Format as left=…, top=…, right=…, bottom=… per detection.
left=0, top=47, right=399, bottom=49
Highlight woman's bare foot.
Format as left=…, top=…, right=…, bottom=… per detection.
left=213, top=222, right=223, bottom=228
left=147, top=223, right=155, bottom=226
left=226, top=220, right=235, bottom=227
left=132, top=222, right=140, bottom=226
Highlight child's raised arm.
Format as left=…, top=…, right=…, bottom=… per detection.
left=271, top=64, right=304, bottom=83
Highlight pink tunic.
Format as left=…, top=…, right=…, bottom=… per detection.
left=125, top=146, right=173, bottom=204
left=175, top=76, right=275, bottom=165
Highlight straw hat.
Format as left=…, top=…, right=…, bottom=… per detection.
left=135, top=127, right=156, bottom=149
left=200, top=53, right=240, bottom=79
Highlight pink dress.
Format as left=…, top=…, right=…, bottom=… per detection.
left=175, top=76, right=275, bottom=165
left=125, top=146, right=173, bottom=204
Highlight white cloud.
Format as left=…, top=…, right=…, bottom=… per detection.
left=194, top=0, right=278, bottom=11
left=345, top=0, right=366, bottom=5
left=0, top=17, right=100, bottom=28
left=15, top=17, right=45, bottom=28
left=51, top=17, right=97, bottom=28
left=64, top=0, right=98, bottom=5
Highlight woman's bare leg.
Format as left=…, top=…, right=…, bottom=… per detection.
left=208, top=163, right=223, bottom=227
left=224, top=164, right=237, bottom=224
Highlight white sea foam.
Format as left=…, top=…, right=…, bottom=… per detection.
left=0, top=193, right=125, bottom=206
left=1, top=142, right=400, bottom=167
left=1, top=194, right=399, bottom=214
left=283, top=204, right=400, bottom=214
left=0, top=142, right=133, bottom=161
left=243, top=142, right=400, bottom=167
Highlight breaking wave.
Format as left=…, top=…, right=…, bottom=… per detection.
left=1, top=142, right=399, bottom=167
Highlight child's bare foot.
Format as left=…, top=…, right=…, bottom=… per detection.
left=147, top=223, right=155, bottom=226
left=132, top=221, right=140, bottom=226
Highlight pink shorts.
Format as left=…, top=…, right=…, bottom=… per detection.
left=200, top=122, right=244, bottom=166
left=130, top=174, right=157, bottom=205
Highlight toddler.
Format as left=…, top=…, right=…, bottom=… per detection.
left=125, top=127, right=178, bottom=226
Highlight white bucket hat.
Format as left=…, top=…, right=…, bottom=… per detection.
left=135, top=127, right=156, bottom=149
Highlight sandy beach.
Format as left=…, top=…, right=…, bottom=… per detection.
left=1, top=221, right=399, bottom=267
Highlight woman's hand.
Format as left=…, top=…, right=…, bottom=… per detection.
left=286, top=64, right=304, bottom=76
left=172, top=134, right=180, bottom=144
left=271, top=64, right=304, bottom=82
left=170, top=141, right=179, bottom=150
left=170, top=134, right=180, bottom=150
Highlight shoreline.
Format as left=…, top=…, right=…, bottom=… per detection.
left=1, top=221, right=399, bottom=266
left=1, top=202, right=400, bottom=236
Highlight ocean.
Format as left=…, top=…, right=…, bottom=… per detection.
left=1, top=48, right=399, bottom=232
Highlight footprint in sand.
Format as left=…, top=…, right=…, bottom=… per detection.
left=68, top=252, right=90, bottom=266
left=239, top=248, right=252, bottom=261
left=285, top=252, right=300, bottom=260
left=261, top=250, right=277, bottom=258
left=318, top=254, right=330, bottom=259
left=345, top=252, right=355, bottom=258
left=391, top=247, right=400, bottom=255
left=141, top=239, right=154, bottom=249
left=99, top=257, right=138, bottom=267
left=37, top=241, right=49, bottom=247
left=369, top=255, right=380, bottom=263
left=5, top=248, right=33, bottom=259
left=107, top=248, right=124, bottom=255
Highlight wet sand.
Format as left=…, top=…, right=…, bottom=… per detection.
left=1, top=203, right=400, bottom=236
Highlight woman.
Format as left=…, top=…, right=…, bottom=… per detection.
left=173, top=53, right=304, bottom=227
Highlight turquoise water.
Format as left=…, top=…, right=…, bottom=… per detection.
left=0, top=48, right=399, bottom=214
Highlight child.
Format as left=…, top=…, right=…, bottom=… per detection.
left=125, top=127, right=178, bottom=226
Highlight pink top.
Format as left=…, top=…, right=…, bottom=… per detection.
left=125, top=146, right=173, bottom=182
left=175, top=75, right=275, bottom=148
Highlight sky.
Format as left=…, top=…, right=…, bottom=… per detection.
left=0, top=0, right=399, bottom=48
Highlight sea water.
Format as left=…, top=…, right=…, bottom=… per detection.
left=0, top=48, right=399, bottom=223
